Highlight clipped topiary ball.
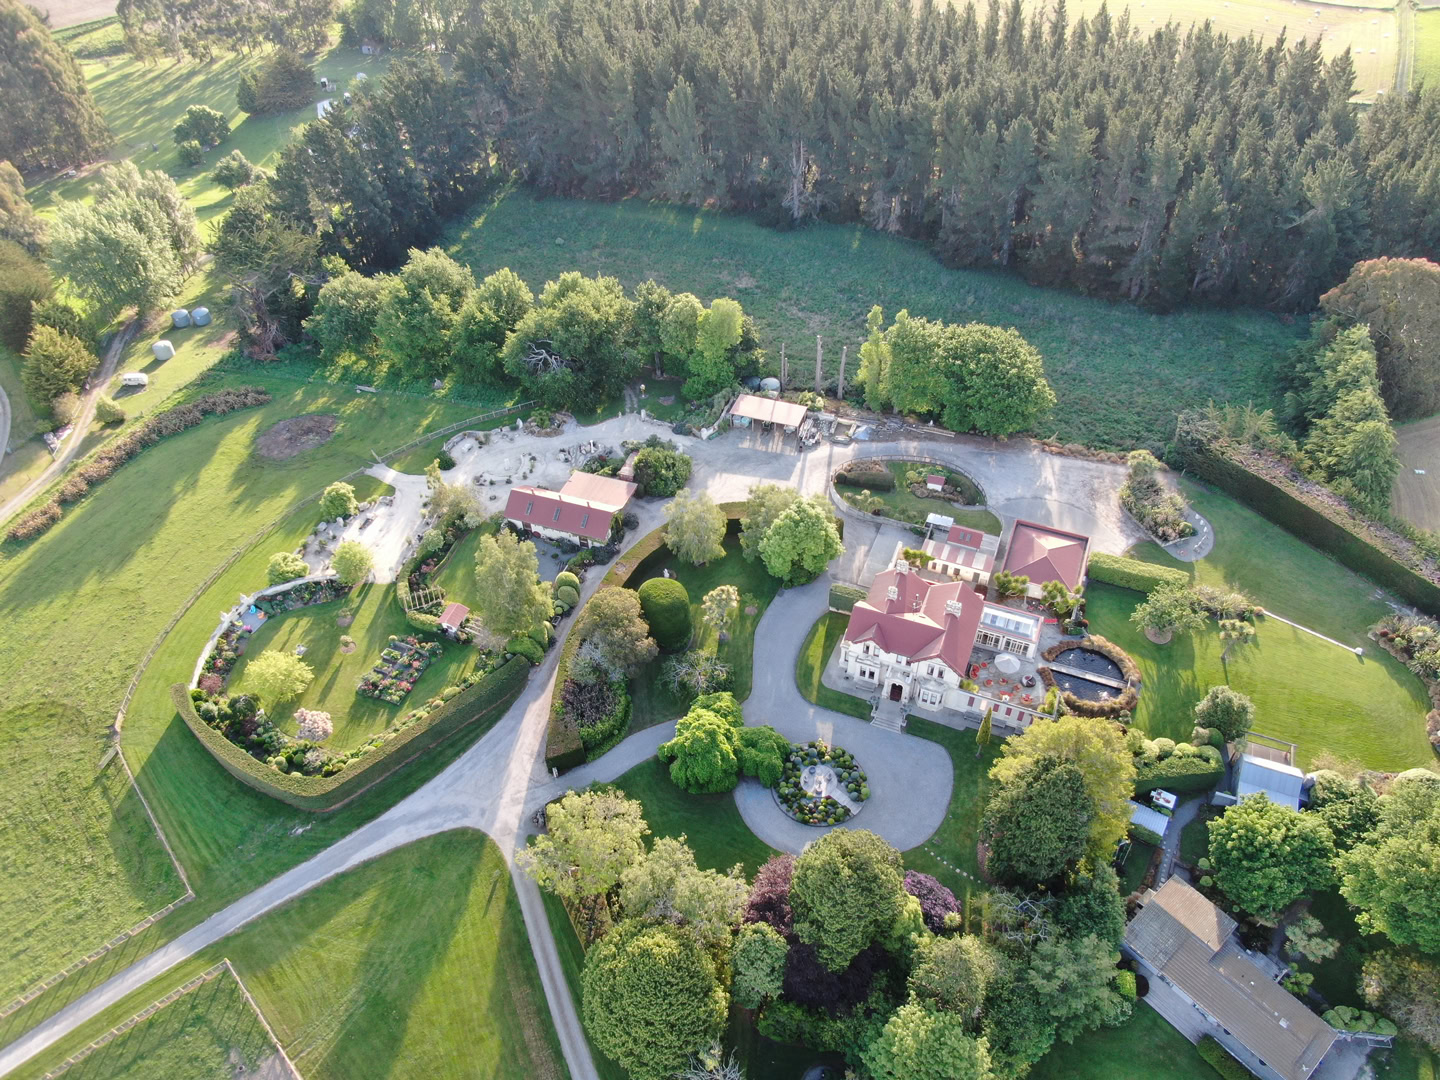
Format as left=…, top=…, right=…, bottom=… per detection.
left=637, top=576, right=692, bottom=650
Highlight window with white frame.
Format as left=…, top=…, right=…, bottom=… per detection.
left=977, top=629, right=1003, bottom=649
left=926, top=663, right=943, bottom=679
left=918, top=687, right=941, bottom=707
left=858, top=666, right=878, bottom=682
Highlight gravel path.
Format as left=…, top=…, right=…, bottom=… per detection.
left=0, top=420, right=1143, bottom=1079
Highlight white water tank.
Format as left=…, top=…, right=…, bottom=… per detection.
left=759, top=376, right=782, bottom=392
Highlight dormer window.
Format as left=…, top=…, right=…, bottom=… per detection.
left=553, top=507, right=562, bottom=522
left=580, top=513, right=589, bottom=528
left=525, top=500, right=534, bottom=515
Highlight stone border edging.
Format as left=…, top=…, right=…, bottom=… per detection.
left=188, top=573, right=339, bottom=690
left=37, top=959, right=300, bottom=1080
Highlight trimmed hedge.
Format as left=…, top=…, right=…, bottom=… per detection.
left=171, top=656, right=529, bottom=810
left=1174, top=429, right=1440, bottom=616
left=1131, top=824, right=1165, bottom=847
left=545, top=620, right=588, bottom=772
left=1197, top=1037, right=1257, bottom=1080
left=638, top=577, right=692, bottom=649
left=834, top=464, right=895, bottom=490
left=1087, top=552, right=1189, bottom=594
left=1133, top=754, right=1226, bottom=794
left=507, top=636, right=544, bottom=664
left=828, top=584, right=866, bottom=613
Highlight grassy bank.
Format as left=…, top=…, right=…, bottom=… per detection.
left=795, top=611, right=872, bottom=721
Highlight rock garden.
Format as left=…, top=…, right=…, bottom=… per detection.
left=775, top=740, right=870, bottom=826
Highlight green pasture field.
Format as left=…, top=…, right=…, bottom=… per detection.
left=447, top=186, right=1300, bottom=451
left=25, top=831, right=566, bottom=1080
left=1087, top=582, right=1431, bottom=770
left=1412, top=9, right=1440, bottom=88
left=226, top=587, right=491, bottom=752
left=27, top=42, right=392, bottom=227
left=46, top=969, right=281, bottom=1080
left=0, top=377, right=482, bottom=1031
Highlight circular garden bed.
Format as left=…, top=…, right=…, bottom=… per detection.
left=775, top=740, right=870, bottom=826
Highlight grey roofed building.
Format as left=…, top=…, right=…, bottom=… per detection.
left=1124, top=879, right=1337, bottom=1080
left=1236, top=752, right=1306, bottom=811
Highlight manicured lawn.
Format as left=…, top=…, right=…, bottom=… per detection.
left=226, top=586, right=490, bottom=752
left=612, top=756, right=777, bottom=878
left=51, top=969, right=280, bottom=1080
left=795, top=611, right=872, bottom=721
left=624, top=527, right=782, bottom=730
left=27, top=832, right=566, bottom=1080
left=899, top=718, right=999, bottom=909
left=836, top=469, right=1002, bottom=534
left=446, top=186, right=1299, bottom=450
left=1086, top=583, right=1432, bottom=771
left=1121, top=841, right=1158, bottom=895
left=0, top=376, right=481, bottom=1021
left=1126, top=480, right=1394, bottom=646
left=1028, top=999, right=1213, bottom=1080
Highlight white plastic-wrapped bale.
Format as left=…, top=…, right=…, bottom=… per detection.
left=171, top=309, right=191, bottom=328
left=152, top=339, right=175, bottom=361
left=759, top=376, right=782, bottom=391
left=190, top=306, right=212, bottom=326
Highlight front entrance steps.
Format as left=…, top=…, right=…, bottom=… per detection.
left=870, top=696, right=907, bottom=732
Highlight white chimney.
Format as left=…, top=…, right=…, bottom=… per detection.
left=945, top=599, right=964, bottom=618
left=886, top=585, right=899, bottom=602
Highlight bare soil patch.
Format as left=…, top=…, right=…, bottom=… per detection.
left=256, top=414, right=339, bottom=460
left=209, top=329, right=239, bottom=350
left=336, top=613, right=355, bottom=628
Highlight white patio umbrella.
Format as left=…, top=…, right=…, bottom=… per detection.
left=994, top=653, right=1022, bottom=675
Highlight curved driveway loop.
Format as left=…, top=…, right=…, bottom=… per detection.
left=733, top=577, right=953, bottom=854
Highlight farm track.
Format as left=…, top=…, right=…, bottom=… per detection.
left=0, top=321, right=134, bottom=528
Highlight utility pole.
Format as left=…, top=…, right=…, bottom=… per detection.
left=814, top=335, right=822, bottom=393
left=779, top=342, right=787, bottom=388
left=837, top=345, right=847, bottom=402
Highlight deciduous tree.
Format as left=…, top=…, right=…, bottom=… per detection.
left=790, top=829, right=906, bottom=971
left=306, top=269, right=394, bottom=360
left=1339, top=773, right=1440, bottom=952
left=1209, top=794, right=1335, bottom=920
left=331, top=540, right=373, bottom=585
left=619, top=835, right=747, bottom=942
left=580, top=920, right=728, bottom=1080
left=573, top=588, right=658, bottom=682
left=658, top=701, right=741, bottom=793
left=665, top=489, right=726, bottom=565
left=861, top=1002, right=993, bottom=1080
left=319, top=482, right=358, bottom=519
left=267, top=551, right=309, bottom=585
left=757, top=495, right=842, bottom=584
left=732, top=921, right=788, bottom=1008
left=471, top=530, right=552, bottom=636
left=517, top=788, right=648, bottom=902
left=244, top=649, right=314, bottom=706
left=989, top=714, right=1135, bottom=857
left=1193, top=685, right=1255, bottom=743
left=738, top=483, right=800, bottom=561
left=908, top=933, right=1000, bottom=1019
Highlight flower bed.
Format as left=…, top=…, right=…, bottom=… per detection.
left=357, top=636, right=445, bottom=704
left=775, top=740, right=869, bottom=826
left=201, top=579, right=353, bottom=684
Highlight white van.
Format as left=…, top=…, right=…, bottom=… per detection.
left=121, top=372, right=150, bottom=388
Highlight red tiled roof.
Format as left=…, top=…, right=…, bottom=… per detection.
left=945, top=524, right=986, bottom=549
left=1002, top=519, right=1090, bottom=589
left=925, top=473, right=946, bottom=486
left=439, top=602, right=469, bottom=629
left=843, top=567, right=983, bottom=672
left=505, top=485, right=620, bottom=541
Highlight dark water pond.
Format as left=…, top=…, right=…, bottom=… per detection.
left=1051, top=648, right=1124, bottom=701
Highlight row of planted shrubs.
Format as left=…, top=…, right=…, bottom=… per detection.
left=1086, top=552, right=1189, bottom=594
left=827, top=583, right=867, bottom=613
left=171, top=655, right=530, bottom=810
left=7, top=386, right=272, bottom=542
left=1197, top=1037, right=1257, bottom=1080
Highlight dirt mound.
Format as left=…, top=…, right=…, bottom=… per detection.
left=256, top=414, right=338, bottom=460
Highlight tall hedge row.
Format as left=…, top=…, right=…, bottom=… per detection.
left=1086, top=553, right=1190, bottom=594
left=171, top=655, right=529, bottom=810
left=1173, top=435, right=1440, bottom=616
